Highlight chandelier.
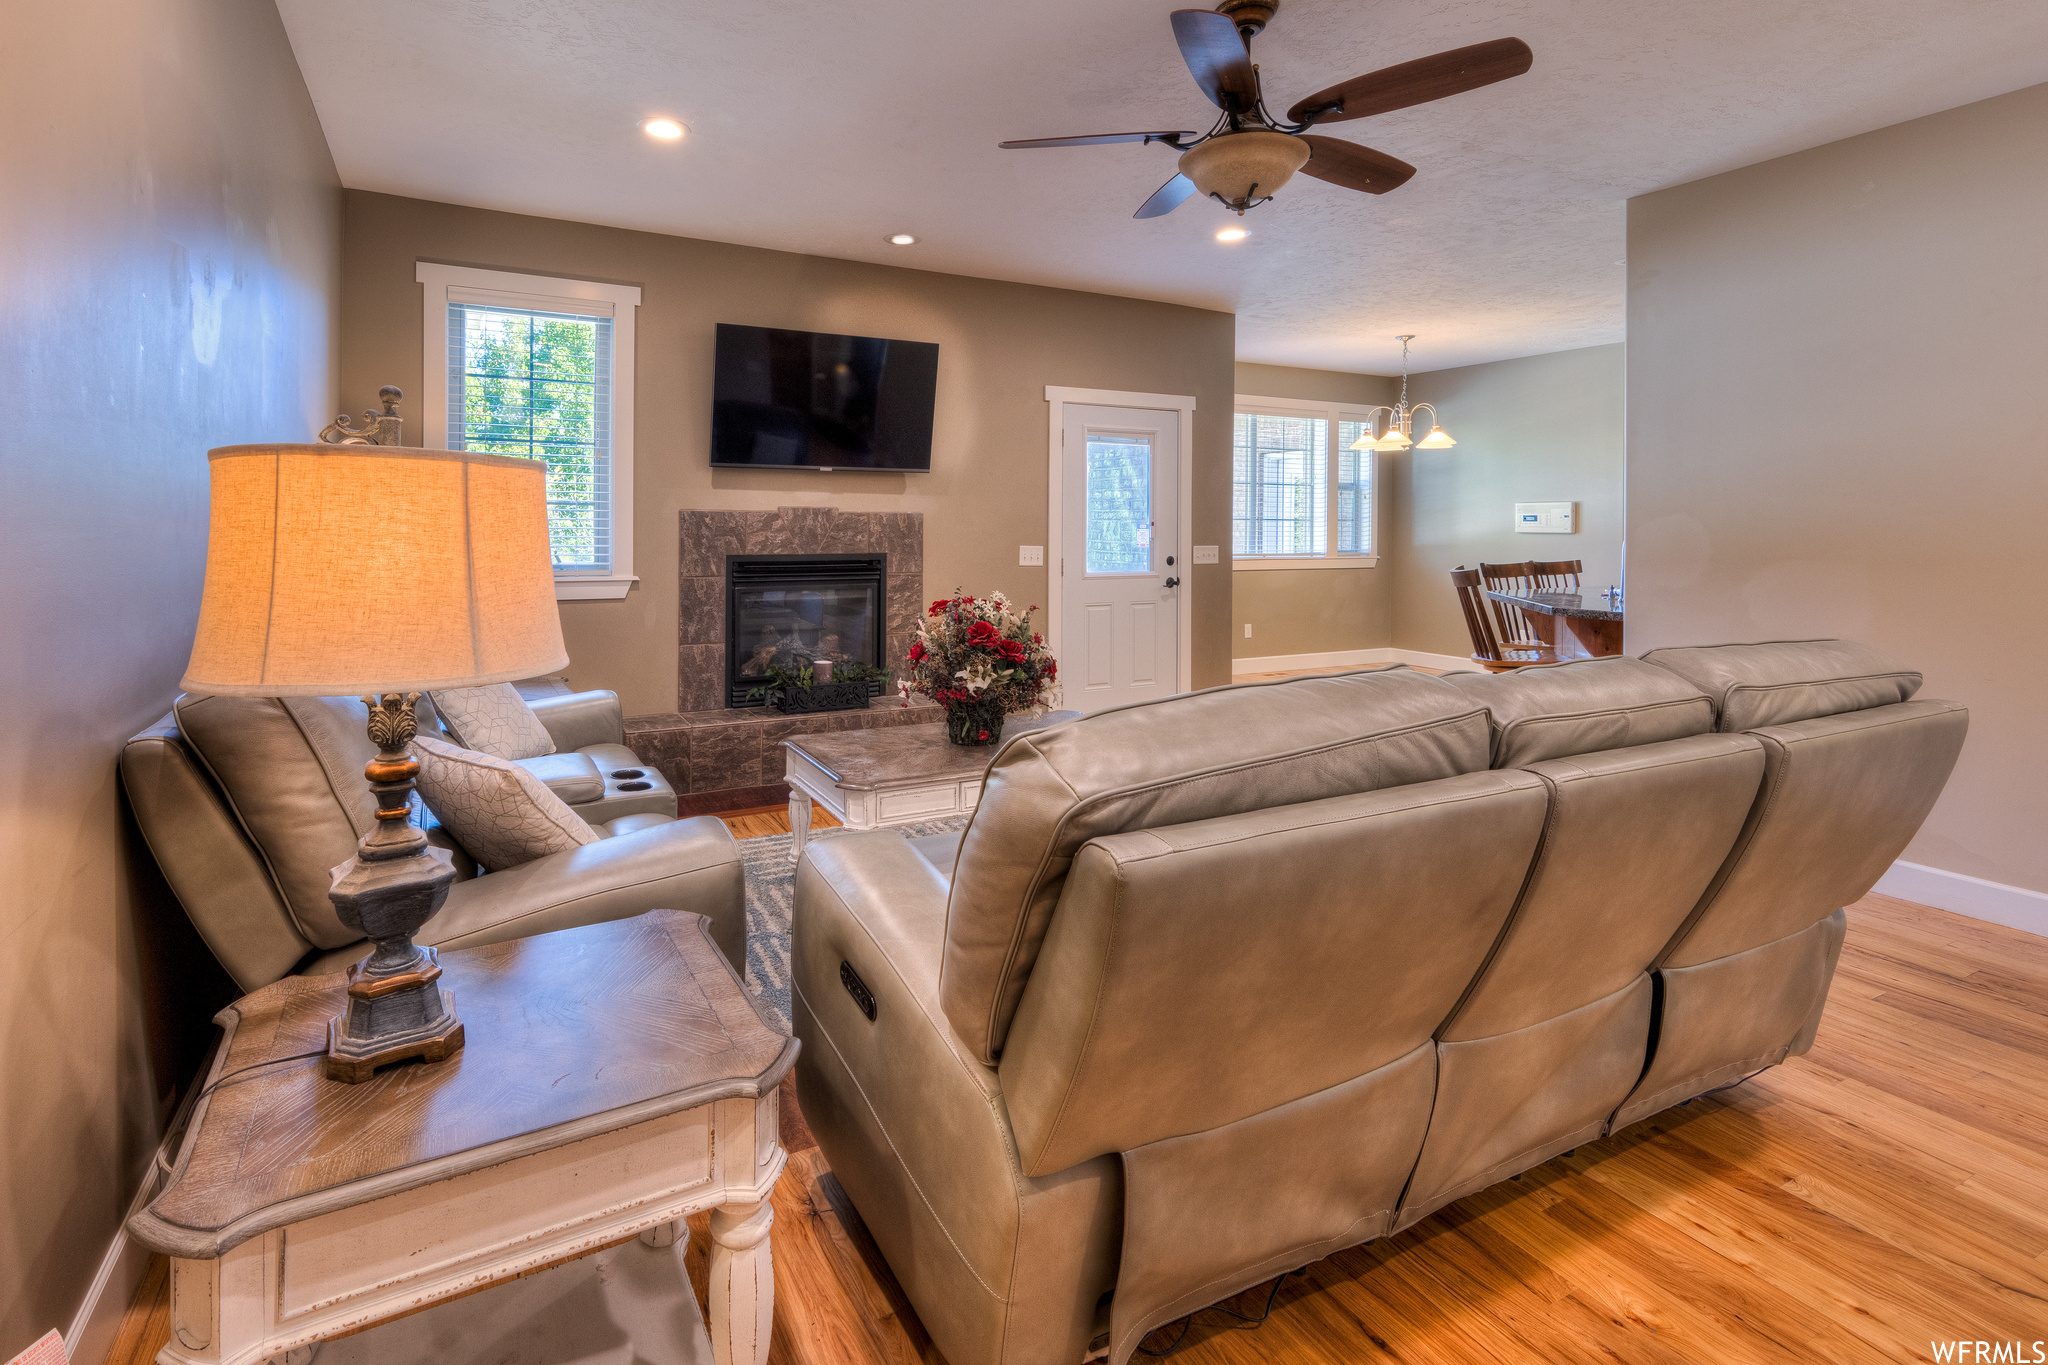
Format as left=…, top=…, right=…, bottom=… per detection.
left=1350, top=335, right=1456, bottom=452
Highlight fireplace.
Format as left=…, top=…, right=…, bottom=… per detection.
left=726, top=554, right=888, bottom=707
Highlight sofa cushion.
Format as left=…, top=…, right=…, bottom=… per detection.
left=1639, top=639, right=1921, bottom=732
left=941, top=666, right=1490, bottom=1063
left=412, top=734, right=598, bottom=870
left=174, top=693, right=383, bottom=949
left=429, top=682, right=557, bottom=759
left=1439, top=656, right=1716, bottom=766
left=513, top=751, right=605, bottom=805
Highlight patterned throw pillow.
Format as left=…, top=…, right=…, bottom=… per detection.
left=428, top=683, right=557, bottom=760
left=411, top=734, right=597, bottom=871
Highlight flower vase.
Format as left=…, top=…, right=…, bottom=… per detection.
left=945, top=696, right=1006, bottom=747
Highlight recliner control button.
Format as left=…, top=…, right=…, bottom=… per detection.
left=840, top=961, right=877, bottom=1021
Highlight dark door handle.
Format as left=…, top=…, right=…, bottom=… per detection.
left=1163, top=576, right=1180, bottom=589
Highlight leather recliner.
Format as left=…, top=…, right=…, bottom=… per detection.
left=456, top=676, right=681, bottom=824
left=121, top=688, right=744, bottom=992
left=789, top=643, right=1965, bottom=1365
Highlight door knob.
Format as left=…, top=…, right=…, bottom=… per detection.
left=1163, top=576, right=1180, bottom=589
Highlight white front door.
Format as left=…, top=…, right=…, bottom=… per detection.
left=1058, top=403, right=1182, bottom=712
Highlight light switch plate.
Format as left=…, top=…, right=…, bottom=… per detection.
left=1192, top=545, right=1220, bottom=564
left=1018, top=545, right=1044, bottom=566
left=1514, top=502, right=1576, bottom=534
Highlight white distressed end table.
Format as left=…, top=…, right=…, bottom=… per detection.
left=127, top=910, right=794, bottom=1365
left=782, top=710, right=1081, bottom=862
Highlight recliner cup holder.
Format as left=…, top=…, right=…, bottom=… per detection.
left=610, top=769, right=645, bottom=779
left=615, top=780, right=653, bottom=791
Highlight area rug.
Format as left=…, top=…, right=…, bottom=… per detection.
left=738, top=817, right=968, bottom=1032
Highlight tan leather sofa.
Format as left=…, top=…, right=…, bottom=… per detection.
left=790, top=641, right=1964, bottom=1365
left=122, top=691, right=744, bottom=992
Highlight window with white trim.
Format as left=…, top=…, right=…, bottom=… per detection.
left=417, top=263, right=641, bottom=601
left=1232, top=396, right=1377, bottom=568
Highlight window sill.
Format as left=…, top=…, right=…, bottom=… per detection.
left=1232, top=556, right=1379, bottom=571
left=555, top=575, right=639, bottom=601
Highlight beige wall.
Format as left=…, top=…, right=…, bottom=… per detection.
left=0, top=0, right=339, bottom=1353
left=1230, top=363, right=1397, bottom=660
left=342, top=193, right=1238, bottom=714
left=1394, top=345, right=1627, bottom=657
left=1628, top=83, right=2048, bottom=895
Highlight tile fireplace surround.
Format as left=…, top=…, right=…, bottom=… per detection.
left=625, top=507, right=940, bottom=811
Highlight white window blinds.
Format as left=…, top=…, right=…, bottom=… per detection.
left=1233, top=412, right=1329, bottom=556
left=446, top=300, right=615, bottom=574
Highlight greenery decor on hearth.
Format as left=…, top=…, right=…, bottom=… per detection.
left=746, top=661, right=889, bottom=714
left=901, top=591, right=1061, bottom=746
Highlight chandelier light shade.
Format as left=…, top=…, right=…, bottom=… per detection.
left=181, top=444, right=568, bottom=697
left=1350, top=335, right=1454, bottom=455
left=1177, top=130, right=1311, bottom=211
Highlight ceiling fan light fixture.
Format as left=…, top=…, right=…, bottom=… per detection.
left=1415, top=425, right=1457, bottom=448
left=641, top=118, right=685, bottom=140
left=887, top=233, right=917, bottom=245
left=1177, top=130, right=1310, bottom=211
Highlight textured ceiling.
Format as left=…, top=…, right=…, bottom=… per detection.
left=277, top=0, right=2048, bottom=373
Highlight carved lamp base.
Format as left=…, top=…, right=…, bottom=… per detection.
left=324, top=948, right=466, bottom=1083
left=321, top=692, right=466, bottom=1085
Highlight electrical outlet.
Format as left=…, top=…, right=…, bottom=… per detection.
left=1019, top=545, right=1044, bottom=566
left=1244, top=624, right=1253, bottom=638
left=1193, top=545, right=1219, bottom=564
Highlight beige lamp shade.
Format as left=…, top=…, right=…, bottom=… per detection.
left=181, top=444, right=568, bottom=696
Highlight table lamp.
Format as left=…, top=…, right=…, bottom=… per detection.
left=180, top=442, right=568, bottom=1082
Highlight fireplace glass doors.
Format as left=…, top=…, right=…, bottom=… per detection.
left=726, top=555, right=887, bottom=706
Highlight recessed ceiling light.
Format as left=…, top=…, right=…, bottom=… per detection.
left=1216, top=227, right=1249, bottom=242
left=888, top=233, right=917, bottom=246
left=641, top=118, right=685, bottom=140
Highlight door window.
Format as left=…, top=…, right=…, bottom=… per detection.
left=1085, top=433, right=1153, bottom=574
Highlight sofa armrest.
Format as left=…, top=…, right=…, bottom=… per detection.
left=791, top=832, right=1118, bottom=1365
left=418, top=814, right=745, bottom=968
left=527, top=689, right=626, bottom=752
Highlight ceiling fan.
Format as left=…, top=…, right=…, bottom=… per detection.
left=999, top=0, right=1532, bottom=219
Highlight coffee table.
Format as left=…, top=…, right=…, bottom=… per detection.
left=127, top=911, right=794, bottom=1365
left=782, top=710, right=1081, bottom=862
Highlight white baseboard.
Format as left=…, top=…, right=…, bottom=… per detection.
left=64, top=1169, right=162, bottom=1365
left=1232, top=647, right=1474, bottom=675
left=66, top=1046, right=217, bottom=1365
left=1873, top=860, right=2048, bottom=938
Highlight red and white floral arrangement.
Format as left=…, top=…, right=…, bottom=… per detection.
left=900, top=590, right=1060, bottom=740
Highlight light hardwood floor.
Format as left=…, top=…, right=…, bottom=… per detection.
left=1233, top=663, right=1449, bottom=683
left=107, top=890, right=2046, bottom=1365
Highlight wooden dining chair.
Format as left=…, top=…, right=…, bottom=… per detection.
left=1531, top=559, right=1583, bottom=594
left=1452, top=567, right=1557, bottom=673
left=1478, top=561, right=1542, bottom=646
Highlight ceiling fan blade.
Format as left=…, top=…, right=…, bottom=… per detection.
left=999, top=131, right=1196, bottom=150
left=1170, top=9, right=1258, bottom=111
left=1287, top=37, right=1533, bottom=125
left=1134, top=173, right=1198, bottom=219
left=1297, top=136, right=1417, bottom=195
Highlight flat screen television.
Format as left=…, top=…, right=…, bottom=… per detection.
left=710, top=323, right=939, bottom=470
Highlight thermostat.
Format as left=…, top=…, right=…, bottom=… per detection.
left=1514, top=502, right=1575, bottom=534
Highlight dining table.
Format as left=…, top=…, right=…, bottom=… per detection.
left=1486, top=589, right=1624, bottom=660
